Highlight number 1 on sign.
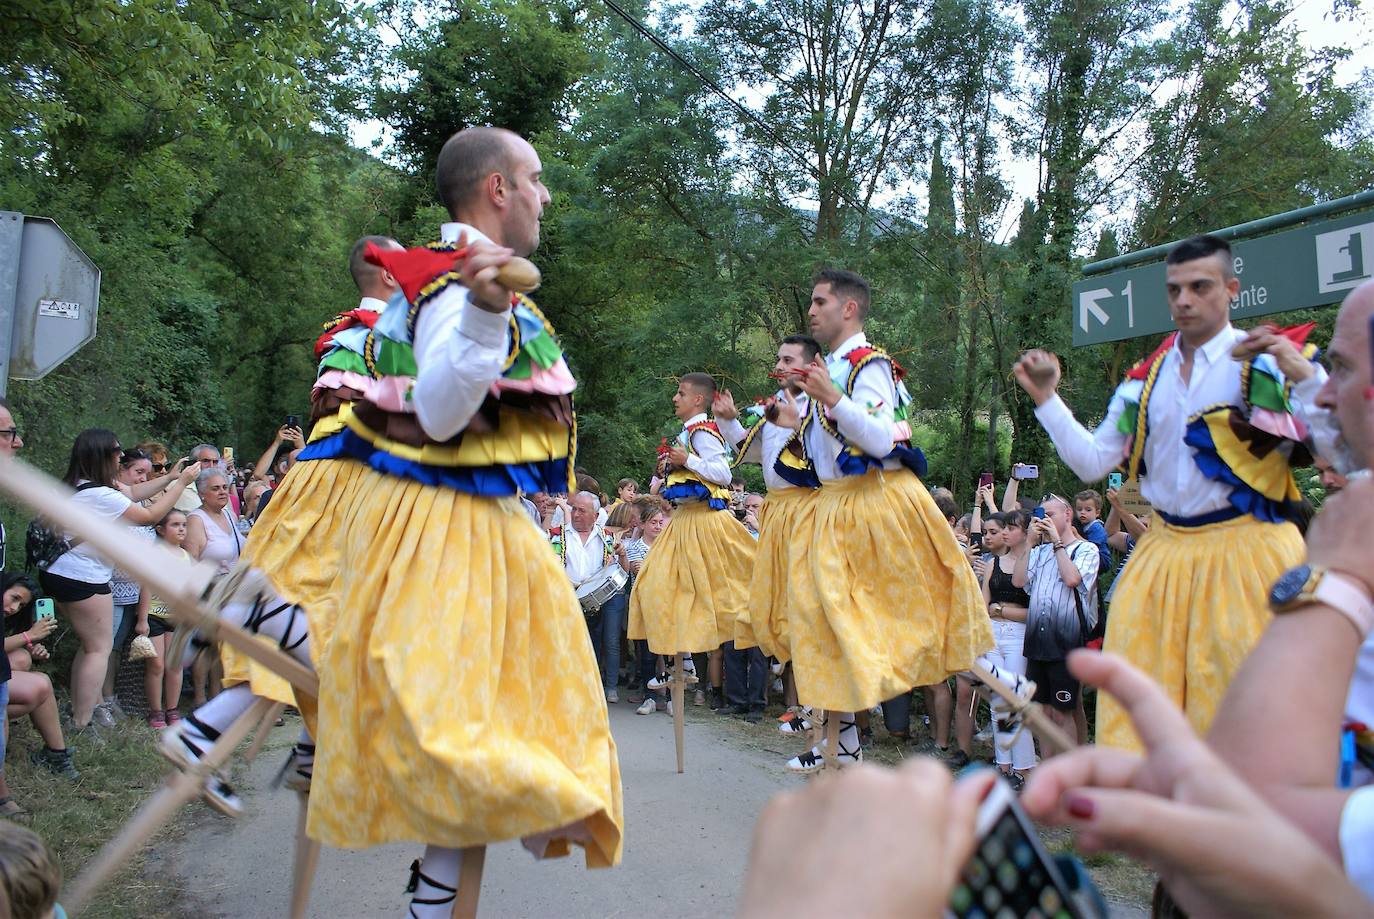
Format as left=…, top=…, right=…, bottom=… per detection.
left=1121, top=280, right=1134, bottom=328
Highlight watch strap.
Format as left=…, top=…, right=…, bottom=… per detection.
left=1315, top=571, right=1374, bottom=639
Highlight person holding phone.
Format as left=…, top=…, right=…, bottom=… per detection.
left=979, top=510, right=1037, bottom=786
left=1014, top=234, right=1321, bottom=751
left=2, top=574, right=76, bottom=782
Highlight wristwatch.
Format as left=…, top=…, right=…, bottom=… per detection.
left=1269, top=564, right=1374, bottom=638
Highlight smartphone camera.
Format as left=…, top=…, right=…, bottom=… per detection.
left=1032, top=506, right=1047, bottom=520
left=285, top=415, right=300, bottom=429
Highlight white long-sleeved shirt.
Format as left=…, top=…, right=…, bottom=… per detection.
left=718, top=391, right=811, bottom=492
left=562, top=525, right=609, bottom=586
left=804, top=333, right=899, bottom=482
left=1035, top=324, right=1252, bottom=518
left=410, top=222, right=514, bottom=442
left=679, top=412, right=732, bottom=488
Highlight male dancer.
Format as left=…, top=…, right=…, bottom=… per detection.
left=1015, top=234, right=1318, bottom=749
left=782, top=268, right=991, bottom=772
left=628, top=373, right=756, bottom=692
left=303, top=127, right=623, bottom=916
left=161, top=235, right=405, bottom=812
left=713, top=336, right=821, bottom=722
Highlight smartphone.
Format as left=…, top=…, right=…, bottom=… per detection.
left=969, top=531, right=983, bottom=548
left=949, top=778, right=1085, bottom=919
left=34, top=598, right=55, bottom=621
left=1106, top=472, right=1123, bottom=491
left=222, top=446, right=234, bottom=463
left=978, top=472, right=995, bottom=490
left=1014, top=464, right=1040, bottom=480
left=285, top=415, right=300, bottom=430
left=1032, top=506, right=1047, bottom=519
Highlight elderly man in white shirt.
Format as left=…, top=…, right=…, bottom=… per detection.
left=1014, top=233, right=1318, bottom=750
left=555, top=491, right=629, bottom=703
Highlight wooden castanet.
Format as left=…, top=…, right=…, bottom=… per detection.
left=496, top=257, right=540, bottom=293
left=0, top=457, right=318, bottom=697
left=65, top=698, right=275, bottom=915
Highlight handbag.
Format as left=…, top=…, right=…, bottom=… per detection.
left=128, top=634, right=158, bottom=661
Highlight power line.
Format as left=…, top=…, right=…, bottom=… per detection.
left=596, top=0, right=950, bottom=277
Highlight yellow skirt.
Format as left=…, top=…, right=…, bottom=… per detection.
left=307, top=471, right=623, bottom=865
left=218, top=459, right=369, bottom=714
left=627, top=501, right=756, bottom=654
left=1096, top=513, right=1303, bottom=751
left=790, top=469, right=991, bottom=713
left=735, top=487, right=817, bottom=656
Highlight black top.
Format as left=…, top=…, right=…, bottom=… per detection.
left=987, top=557, right=1031, bottom=608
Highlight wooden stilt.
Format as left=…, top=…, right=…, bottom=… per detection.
left=822, top=709, right=840, bottom=772
left=968, top=661, right=1076, bottom=755
left=451, top=845, right=487, bottom=919
left=66, top=698, right=273, bottom=915
left=241, top=702, right=286, bottom=765
left=672, top=652, right=687, bottom=774
left=289, top=791, right=322, bottom=919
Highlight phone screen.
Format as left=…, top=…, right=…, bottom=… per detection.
left=34, top=598, right=55, bottom=621
left=950, top=795, right=1081, bottom=919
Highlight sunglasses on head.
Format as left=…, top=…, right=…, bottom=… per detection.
left=120, top=449, right=149, bottom=466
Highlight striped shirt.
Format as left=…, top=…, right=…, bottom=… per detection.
left=1023, top=540, right=1099, bottom=660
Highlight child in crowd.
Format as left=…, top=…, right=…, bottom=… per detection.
left=0, top=822, right=63, bottom=919
left=143, top=510, right=189, bottom=729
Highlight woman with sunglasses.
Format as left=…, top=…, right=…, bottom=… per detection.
left=40, top=430, right=200, bottom=731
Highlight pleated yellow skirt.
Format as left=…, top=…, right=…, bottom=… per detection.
left=1096, top=513, right=1303, bottom=751
left=627, top=501, right=756, bottom=654
left=307, top=470, right=623, bottom=866
left=219, top=458, right=370, bottom=711
left=735, top=487, right=817, bottom=656
left=789, top=469, right=992, bottom=713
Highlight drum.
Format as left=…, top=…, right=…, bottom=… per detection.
left=575, top=563, right=628, bottom=613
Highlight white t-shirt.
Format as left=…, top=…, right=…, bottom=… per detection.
left=46, top=483, right=134, bottom=585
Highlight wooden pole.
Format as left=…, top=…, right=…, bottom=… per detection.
left=822, top=710, right=840, bottom=772
left=289, top=792, right=322, bottom=919
left=0, top=457, right=318, bottom=697
left=241, top=702, right=286, bottom=765
left=672, top=652, right=686, bottom=774
left=451, top=845, right=487, bottom=919
left=65, top=698, right=274, bottom=915
left=968, top=661, right=1077, bottom=755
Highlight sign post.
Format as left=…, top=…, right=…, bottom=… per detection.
left=1072, top=192, right=1374, bottom=346
left=0, top=211, right=101, bottom=396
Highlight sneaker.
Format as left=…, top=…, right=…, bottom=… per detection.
left=605, top=689, right=619, bottom=704
left=771, top=677, right=784, bottom=694
left=165, top=707, right=182, bottom=724
left=707, top=686, right=724, bottom=710
left=90, top=704, right=116, bottom=729
left=29, top=747, right=79, bottom=780
left=68, top=723, right=106, bottom=747
left=744, top=708, right=765, bottom=724
left=159, top=721, right=244, bottom=816
left=693, top=689, right=706, bottom=707
left=946, top=750, right=971, bottom=769
left=665, top=700, right=674, bottom=717
left=101, top=696, right=127, bottom=720
left=785, top=738, right=863, bottom=774
left=147, top=710, right=167, bottom=730
left=636, top=698, right=657, bottom=715
left=716, top=704, right=747, bottom=717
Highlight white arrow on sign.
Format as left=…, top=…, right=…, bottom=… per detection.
left=1079, top=287, right=1112, bottom=332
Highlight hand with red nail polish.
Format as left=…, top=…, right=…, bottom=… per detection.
left=1020, top=651, right=1367, bottom=918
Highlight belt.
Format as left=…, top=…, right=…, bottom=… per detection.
left=1157, top=507, right=1245, bottom=528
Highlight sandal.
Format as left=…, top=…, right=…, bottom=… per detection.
left=405, top=859, right=456, bottom=917
left=0, top=797, right=29, bottom=817
left=165, top=707, right=182, bottom=724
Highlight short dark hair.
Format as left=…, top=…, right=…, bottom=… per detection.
left=436, top=127, right=520, bottom=217
left=1166, top=234, right=1235, bottom=279
left=575, top=472, right=602, bottom=498
left=349, top=236, right=399, bottom=291
left=780, top=334, right=822, bottom=363
left=63, top=428, right=120, bottom=487
left=813, top=268, right=872, bottom=319
left=681, top=372, right=716, bottom=400
left=932, top=491, right=959, bottom=523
